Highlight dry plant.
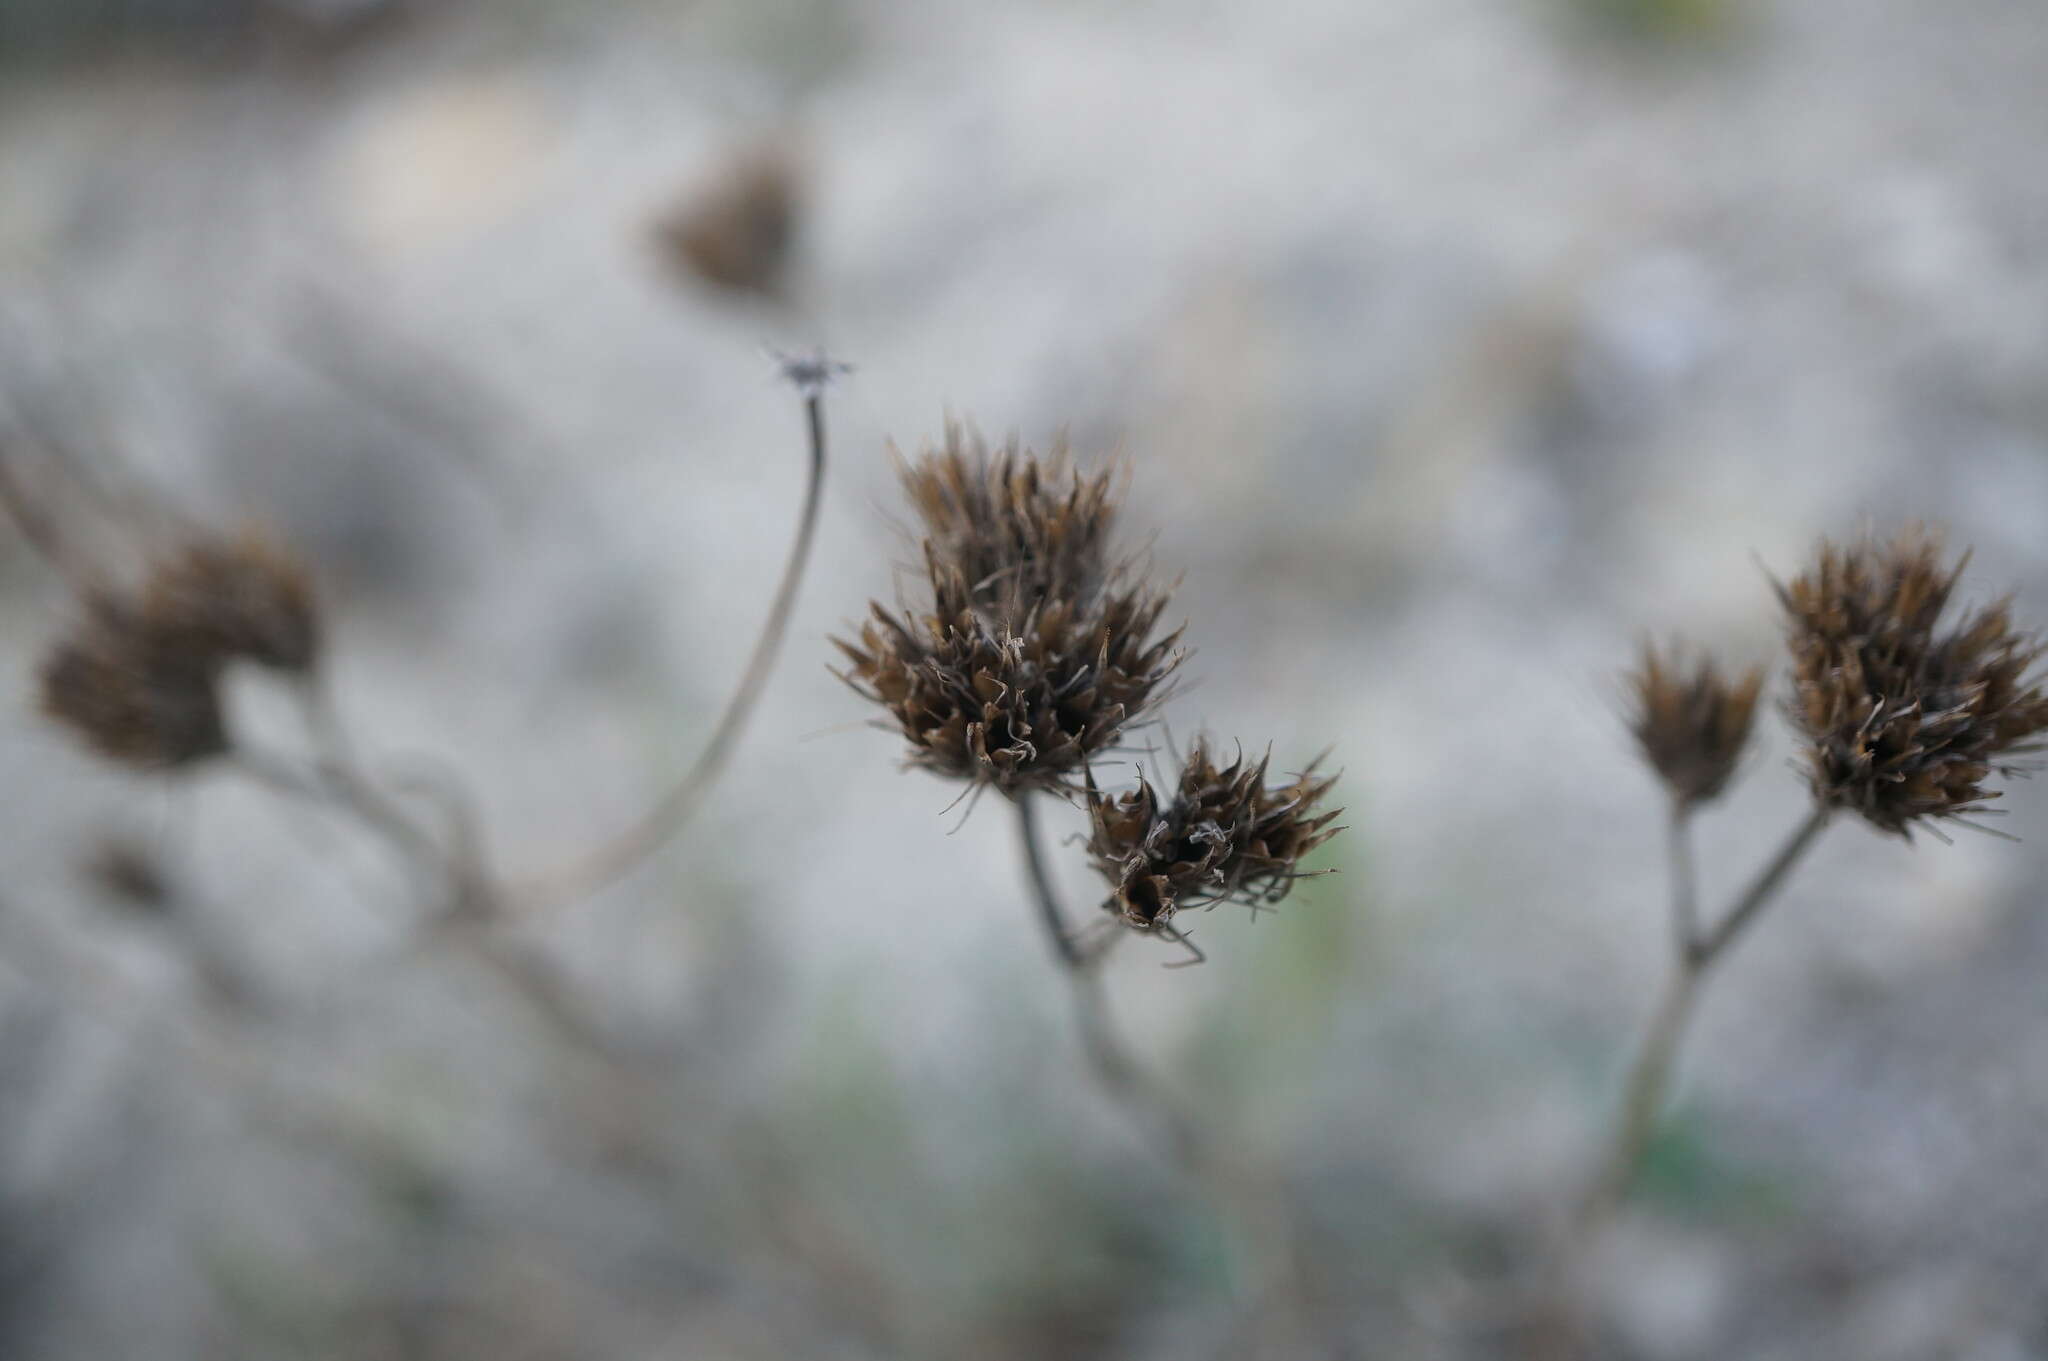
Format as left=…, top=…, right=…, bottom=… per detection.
left=1570, top=526, right=2048, bottom=1274
left=833, top=422, right=1344, bottom=1331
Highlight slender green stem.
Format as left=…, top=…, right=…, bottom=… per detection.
left=1691, top=805, right=1831, bottom=966
left=1667, top=798, right=1699, bottom=955
left=517, top=388, right=830, bottom=912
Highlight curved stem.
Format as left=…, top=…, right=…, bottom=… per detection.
left=1667, top=799, right=1699, bottom=955
left=516, top=389, right=829, bottom=912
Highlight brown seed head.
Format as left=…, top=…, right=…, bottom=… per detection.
left=836, top=546, right=1182, bottom=794
left=143, top=530, right=321, bottom=673
left=1625, top=641, right=1762, bottom=806
left=39, top=593, right=228, bottom=770
left=1778, top=526, right=2048, bottom=836
left=1085, top=740, right=1342, bottom=931
left=896, top=423, right=1122, bottom=614
left=653, top=143, right=800, bottom=297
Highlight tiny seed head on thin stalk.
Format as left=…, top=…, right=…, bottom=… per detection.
left=39, top=592, right=228, bottom=770
left=1625, top=641, right=1762, bottom=807
left=1084, top=739, right=1342, bottom=934
left=1777, top=526, right=2048, bottom=837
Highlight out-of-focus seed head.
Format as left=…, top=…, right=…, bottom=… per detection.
left=835, top=548, right=1182, bottom=794
left=653, top=143, right=800, bottom=298
left=896, top=423, right=1122, bottom=614
left=144, top=530, right=321, bottom=673
left=39, top=594, right=228, bottom=770
left=1084, top=740, right=1342, bottom=932
left=1779, top=526, right=2048, bottom=836
left=1625, top=641, right=1762, bottom=807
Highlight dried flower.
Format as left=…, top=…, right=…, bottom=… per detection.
left=1625, top=642, right=1762, bottom=807
left=1778, top=526, right=2048, bottom=836
left=836, top=547, right=1181, bottom=794
left=654, top=143, right=800, bottom=297
left=1085, top=741, right=1342, bottom=931
left=143, top=530, right=320, bottom=673
left=40, top=594, right=228, bottom=770
left=896, top=424, right=1123, bottom=613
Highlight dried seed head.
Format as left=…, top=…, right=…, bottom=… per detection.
left=1778, top=526, right=2048, bottom=836
left=143, top=530, right=320, bottom=673
left=836, top=547, right=1182, bottom=794
left=1085, top=740, right=1342, bottom=931
left=1625, top=641, right=1762, bottom=806
left=654, top=143, right=800, bottom=297
left=39, top=594, right=228, bottom=770
left=896, top=424, right=1122, bottom=614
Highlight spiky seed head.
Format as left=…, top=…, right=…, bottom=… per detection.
left=143, top=530, right=320, bottom=673
left=835, top=547, right=1182, bottom=794
left=1085, top=740, right=1342, bottom=931
left=39, top=594, right=228, bottom=770
left=896, top=423, right=1122, bottom=614
left=1778, top=526, right=2048, bottom=836
left=1625, top=641, right=1762, bottom=806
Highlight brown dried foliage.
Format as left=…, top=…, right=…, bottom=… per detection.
left=897, top=424, right=1121, bottom=611
left=38, top=530, right=322, bottom=770
left=40, top=593, right=228, bottom=770
left=654, top=145, right=799, bottom=298
left=1085, top=740, right=1342, bottom=930
left=1626, top=642, right=1762, bottom=807
left=144, top=531, right=320, bottom=673
left=1779, top=527, right=2048, bottom=836
left=836, top=546, right=1181, bottom=794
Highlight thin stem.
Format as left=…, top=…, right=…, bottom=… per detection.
left=1571, top=804, right=1832, bottom=1240
left=516, top=388, right=830, bottom=912
left=1667, top=798, right=1699, bottom=955
left=1691, top=804, right=1831, bottom=966
left=1015, top=792, right=1082, bottom=969
left=1012, top=793, right=1200, bottom=1165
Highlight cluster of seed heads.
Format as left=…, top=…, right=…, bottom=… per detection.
left=1628, top=526, right=2048, bottom=838
left=39, top=529, right=320, bottom=770
left=837, top=423, right=1342, bottom=942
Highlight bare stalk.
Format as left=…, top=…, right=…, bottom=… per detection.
left=1573, top=804, right=1832, bottom=1238
left=517, top=384, right=831, bottom=912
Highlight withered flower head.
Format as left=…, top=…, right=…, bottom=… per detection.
left=39, top=594, right=228, bottom=770
left=1625, top=641, right=1762, bottom=806
left=143, top=530, right=320, bottom=673
left=1085, top=741, right=1342, bottom=931
left=896, top=424, right=1122, bottom=612
left=654, top=143, right=799, bottom=298
left=1778, top=526, right=2048, bottom=836
left=835, top=547, right=1182, bottom=794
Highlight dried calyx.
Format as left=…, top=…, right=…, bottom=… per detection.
left=1626, top=641, right=1762, bottom=807
left=1085, top=740, right=1342, bottom=932
left=835, top=426, right=1182, bottom=795
left=38, top=529, right=321, bottom=771
left=1779, top=526, right=2048, bottom=836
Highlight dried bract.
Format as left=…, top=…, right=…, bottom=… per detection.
left=144, top=531, right=320, bottom=673
left=40, top=595, right=228, bottom=770
left=835, top=549, right=1181, bottom=794
left=1626, top=642, right=1761, bottom=806
left=1779, top=527, right=2048, bottom=835
left=1085, top=741, right=1342, bottom=931
left=897, top=424, right=1122, bottom=613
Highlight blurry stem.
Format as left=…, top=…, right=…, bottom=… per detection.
left=1667, top=798, right=1698, bottom=954
left=516, top=386, right=830, bottom=913
left=1011, top=795, right=1205, bottom=1176
left=1574, top=805, right=1831, bottom=1239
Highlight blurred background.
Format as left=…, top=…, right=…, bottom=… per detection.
left=3, top=0, right=2048, bottom=1357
